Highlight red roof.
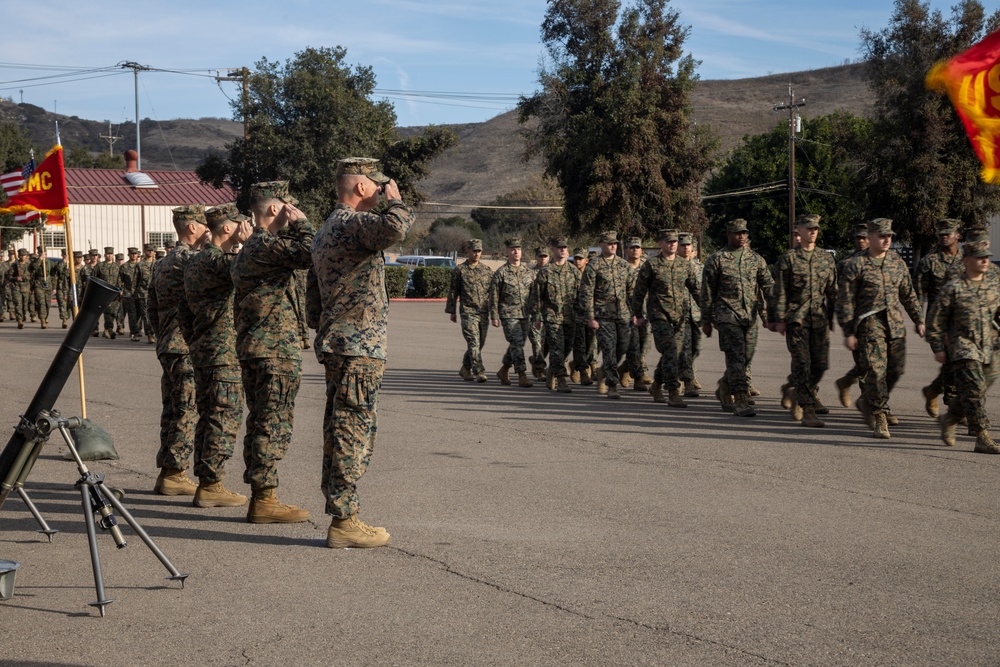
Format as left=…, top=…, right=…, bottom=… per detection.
left=66, top=168, right=237, bottom=206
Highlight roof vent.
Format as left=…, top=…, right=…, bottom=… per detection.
left=124, top=172, right=158, bottom=189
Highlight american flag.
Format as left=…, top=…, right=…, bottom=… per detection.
left=1, top=157, right=41, bottom=224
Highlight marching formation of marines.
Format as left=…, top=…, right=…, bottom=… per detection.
left=445, top=214, right=1000, bottom=455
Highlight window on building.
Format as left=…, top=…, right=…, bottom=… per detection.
left=148, top=232, right=175, bottom=248
left=42, top=230, right=66, bottom=248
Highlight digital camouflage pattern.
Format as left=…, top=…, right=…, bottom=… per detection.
left=147, top=242, right=195, bottom=356
left=578, top=255, right=634, bottom=322
left=10, top=258, right=31, bottom=322
left=154, top=353, right=197, bottom=471
left=51, top=259, right=72, bottom=321
left=181, top=243, right=239, bottom=368
left=489, top=262, right=534, bottom=321
left=192, top=365, right=243, bottom=484
left=91, top=258, right=122, bottom=330
left=526, top=261, right=581, bottom=378
left=927, top=274, right=1000, bottom=365
left=28, top=257, right=50, bottom=323
left=137, top=258, right=155, bottom=335
left=119, top=257, right=144, bottom=336
left=241, top=357, right=300, bottom=490
left=446, top=260, right=494, bottom=374
left=679, top=256, right=704, bottom=382
left=916, top=246, right=964, bottom=310
left=700, top=246, right=772, bottom=327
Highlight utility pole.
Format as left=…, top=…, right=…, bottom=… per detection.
left=120, top=62, right=150, bottom=169
left=773, top=85, right=805, bottom=250
left=214, top=68, right=250, bottom=140
left=100, top=121, right=122, bottom=156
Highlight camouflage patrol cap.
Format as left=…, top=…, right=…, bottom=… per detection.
left=127, top=247, right=139, bottom=255
left=115, top=253, right=124, bottom=261
left=535, top=246, right=549, bottom=257
left=250, top=181, right=298, bottom=206
left=504, top=237, right=522, bottom=248
left=588, top=250, right=599, bottom=259
left=573, top=247, right=586, bottom=259
left=853, top=224, right=869, bottom=238
left=599, top=231, right=619, bottom=244
left=868, top=218, right=894, bottom=236
left=143, top=243, right=155, bottom=252
left=466, top=238, right=483, bottom=251
left=72, top=250, right=84, bottom=259
left=206, top=202, right=249, bottom=228
left=155, top=250, right=166, bottom=258
left=172, top=204, right=206, bottom=225
left=549, top=236, right=569, bottom=248
left=657, top=228, right=679, bottom=242
left=88, top=248, right=100, bottom=257
left=936, top=218, right=961, bottom=234
left=164, top=239, right=176, bottom=248
left=796, top=213, right=821, bottom=228
left=103, top=246, right=115, bottom=255
left=726, top=219, right=749, bottom=233
left=677, top=232, right=693, bottom=245
left=626, top=237, right=642, bottom=248
left=336, top=157, right=390, bottom=185
left=17, top=248, right=27, bottom=257
left=964, top=240, right=992, bottom=258
left=964, top=227, right=990, bottom=244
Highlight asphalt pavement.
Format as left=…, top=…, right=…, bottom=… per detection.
left=1, top=302, right=998, bottom=667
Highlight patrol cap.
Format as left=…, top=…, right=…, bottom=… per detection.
left=17, top=248, right=27, bottom=257
left=103, top=246, right=115, bottom=255
left=143, top=243, right=155, bottom=252
left=72, top=250, right=84, bottom=259
left=626, top=237, right=642, bottom=248
left=550, top=236, right=569, bottom=248
left=868, top=218, right=895, bottom=236
left=657, top=228, right=679, bottom=242
left=504, top=237, right=522, bottom=248
left=127, top=247, right=139, bottom=255
left=964, top=240, right=992, bottom=257
left=466, top=238, right=483, bottom=251
left=964, top=227, right=990, bottom=244
left=573, top=247, right=586, bottom=259
left=677, top=232, right=693, bottom=245
left=796, top=213, right=821, bottom=228
left=599, top=231, right=619, bottom=244
left=206, top=202, right=249, bottom=228
left=853, top=224, right=869, bottom=238
left=937, top=218, right=961, bottom=234
left=115, top=253, right=124, bottom=261
left=155, top=250, right=166, bottom=258
left=164, top=240, right=176, bottom=249
left=335, top=157, right=389, bottom=185
left=726, top=219, right=749, bottom=233
left=588, top=250, right=599, bottom=259
left=535, top=246, right=549, bottom=257
left=250, top=181, right=298, bottom=206
left=172, top=204, right=206, bottom=225
left=88, top=248, right=100, bottom=256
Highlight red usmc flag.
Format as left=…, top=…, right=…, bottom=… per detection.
left=0, top=145, right=70, bottom=223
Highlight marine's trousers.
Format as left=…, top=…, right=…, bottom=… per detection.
left=500, top=317, right=531, bottom=373
left=679, top=314, right=702, bottom=381
left=596, top=319, right=631, bottom=386
left=857, top=313, right=905, bottom=415
left=528, top=317, right=547, bottom=371
left=785, top=322, right=830, bottom=407
left=573, top=318, right=598, bottom=370
left=543, top=321, right=574, bottom=378
left=122, top=297, right=142, bottom=336
left=321, top=354, right=385, bottom=519
left=628, top=320, right=652, bottom=378
left=241, top=357, right=301, bottom=491
left=947, top=359, right=998, bottom=432
left=192, top=364, right=244, bottom=484
left=716, top=321, right=758, bottom=394
left=460, top=311, right=489, bottom=374
left=139, top=297, right=152, bottom=335
left=31, top=286, right=50, bottom=321
left=155, top=353, right=197, bottom=470
left=11, top=285, right=30, bottom=321
left=650, top=317, right=684, bottom=391
left=102, top=299, right=120, bottom=331
left=55, top=288, right=71, bottom=321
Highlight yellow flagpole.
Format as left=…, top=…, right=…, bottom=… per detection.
left=63, top=209, right=86, bottom=419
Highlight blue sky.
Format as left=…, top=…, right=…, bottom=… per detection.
left=0, top=0, right=963, bottom=130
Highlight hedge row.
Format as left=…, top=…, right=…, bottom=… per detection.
left=384, top=265, right=453, bottom=298
left=385, top=266, right=409, bottom=298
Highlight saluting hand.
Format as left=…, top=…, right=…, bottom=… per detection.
left=383, top=179, right=401, bottom=201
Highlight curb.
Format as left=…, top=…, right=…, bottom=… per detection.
left=390, top=298, right=447, bottom=302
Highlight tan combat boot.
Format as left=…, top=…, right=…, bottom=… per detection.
left=939, top=412, right=958, bottom=447
left=61, top=319, right=68, bottom=329
left=327, top=516, right=391, bottom=549
left=194, top=482, right=248, bottom=508
left=872, top=413, right=890, bottom=439
left=667, top=389, right=688, bottom=408
left=789, top=396, right=803, bottom=422
left=101, top=329, right=111, bottom=339
left=748, top=384, right=760, bottom=397
left=690, top=377, right=702, bottom=391
left=811, top=387, right=830, bottom=415
left=974, top=429, right=1000, bottom=454
left=247, top=488, right=310, bottom=524
left=579, top=367, right=593, bottom=386
left=154, top=467, right=198, bottom=496
left=148, top=334, right=156, bottom=344
left=733, top=392, right=756, bottom=417
left=618, top=362, right=631, bottom=388
left=650, top=381, right=667, bottom=404
left=596, top=368, right=608, bottom=395
left=886, top=411, right=900, bottom=426
left=546, top=369, right=556, bottom=390
left=856, top=397, right=875, bottom=429
left=40, top=318, right=47, bottom=329
left=517, top=371, right=533, bottom=387
left=633, top=376, right=649, bottom=391
left=556, top=376, right=572, bottom=393
left=476, top=371, right=488, bottom=383
left=570, top=368, right=581, bottom=384
left=717, top=377, right=734, bottom=412
left=922, top=384, right=940, bottom=418
left=683, top=380, right=699, bottom=398
left=17, top=320, right=24, bottom=329
left=459, top=365, right=473, bottom=381
left=834, top=375, right=853, bottom=408
left=131, top=333, right=141, bottom=342
left=497, top=364, right=511, bottom=385
left=607, top=383, right=621, bottom=399
left=780, top=381, right=794, bottom=409
left=801, top=405, right=824, bottom=428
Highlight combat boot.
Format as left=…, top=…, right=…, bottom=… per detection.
left=194, top=482, right=248, bottom=508
left=247, top=488, right=309, bottom=524
left=101, top=329, right=111, bottom=339
left=116, top=325, right=125, bottom=335
left=749, top=384, right=761, bottom=397
left=922, top=384, right=939, bottom=417
left=683, top=380, right=699, bottom=398
left=327, top=516, right=391, bottom=549
left=632, top=376, right=649, bottom=392
left=733, top=392, right=756, bottom=417
left=61, top=319, right=68, bottom=329
left=974, top=429, right=1000, bottom=454
left=131, top=333, right=140, bottom=342
left=780, top=381, right=794, bottom=409
left=650, top=381, right=667, bottom=403
left=834, top=375, right=854, bottom=408
left=789, top=398, right=803, bottom=422
left=872, top=412, right=890, bottom=439
left=301, top=339, right=311, bottom=350
left=596, top=368, right=608, bottom=395
left=856, top=397, right=875, bottom=429
left=154, top=467, right=197, bottom=496
left=607, top=383, right=621, bottom=399
left=579, top=367, right=593, bottom=386
left=556, top=376, right=572, bottom=393
left=618, top=362, right=631, bottom=389
left=939, top=411, right=959, bottom=447
left=147, top=334, right=156, bottom=344
left=16, top=320, right=23, bottom=329
left=39, top=318, right=47, bottom=329
left=801, top=405, right=824, bottom=428
left=497, top=364, right=511, bottom=385
left=667, top=389, right=688, bottom=408
left=476, top=371, right=488, bottom=383
left=886, top=411, right=900, bottom=426
left=691, top=377, right=702, bottom=390
left=717, top=377, right=734, bottom=412
left=517, top=371, right=533, bottom=388
left=459, top=365, right=473, bottom=381
left=570, top=369, right=581, bottom=384
left=546, top=369, right=556, bottom=390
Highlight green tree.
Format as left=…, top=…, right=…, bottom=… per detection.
left=0, top=121, right=33, bottom=248
left=65, top=145, right=123, bottom=169
left=470, top=177, right=565, bottom=251
left=860, top=0, right=1000, bottom=252
left=518, top=0, right=717, bottom=239
left=197, top=46, right=456, bottom=221
left=703, top=112, right=872, bottom=264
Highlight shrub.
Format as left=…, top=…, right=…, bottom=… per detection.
left=411, top=266, right=451, bottom=298
left=385, top=266, right=409, bottom=299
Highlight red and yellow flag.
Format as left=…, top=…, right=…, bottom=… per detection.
left=0, top=145, right=70, bottom=223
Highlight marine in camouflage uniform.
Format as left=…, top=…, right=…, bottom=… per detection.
left=837, top=218, right=924, bottom=438
left=772, top=214, right=838, bottom=426
left=525, top=236, right=580, bottom=392
left=927, top=241, right=1000, bottom=453
left=527, top=247, right=549, bottom=378
left=51, top=251, right=73, bottom=326
left=147, top=206, right=206, bottom=495
left=231, top=181, right=314, bottom=523
left=624, top=237, right=652, bottom=389
left=489, top=238, right=536, bottom=387
left=445, top=238, right=493, bottom=381
left=631, top=228, right=701, bottom=406
left=29, top=253, right=51, bottom=328
left=0, top=253, right=9, bottom=321
left=114, top=253, right=127, bottom=333
left=578, top=231, right=635, bottom=398
left=833, top=225, right=871, bottom=407
left=701, top=219, right=773, bottom=416
left=91, top=247, right=122, bottom=337
left=118, top=248, right=145, bottom=340
left=293, top=268, right=310, bottom=349
left=571, top=247, right=598, bottom=383
left=306, top=158, right=412, bottom=548
left=138, top=244, right=156, bottom=343
left=677, top=233, right=704, bottom=395
left=179, top=203, right=253, bottom=507
left=9, top=249, right=31, bottom=327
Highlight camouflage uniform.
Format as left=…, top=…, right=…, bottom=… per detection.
left=527, top=253, right=550, bottom=376
left=445, top=252, right=493, bottom=376
left=293, top=268, right=310, bottom=348
left=147, top=239, right=198, bottom=471
left=836, top=246, right=869, bottom=387
left=231, top=201, right=315, bottom=492
left=525, top=256, right=580, bottom=379
left=306, top=164, right=413, bottom=519
left=578, top=247, right=635, bottom=388
left=571, top=249, right=597, bottom=374
left=0, top=257, right=8, bottom=320
left=772, top=241, right=837, bottom=407
left=29, top=256, right=50, bottom=325
left=631, top=247, right=701, bottom=392
left=119, top=254, right=145, bottom=338
left=91, top=250, right=123, bottom=334
left=701, top=231, right=773, bottom=395
left=489, top=257, right=535, bottom=374
left=51, top=257, right=72, bottom=323
left=180, top=242, right=243, bottom=484
left=679, top=250, right=704, bottom=384
left=137, top=255, right=155, bottom=337
left=9, top=253, right=31, bottom=324
left=837, top=229, right=922, bottom=417
left=625, top=245, right=652, bottom=381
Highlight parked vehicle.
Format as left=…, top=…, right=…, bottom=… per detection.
left=394, top=255, right=456, bottom=269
